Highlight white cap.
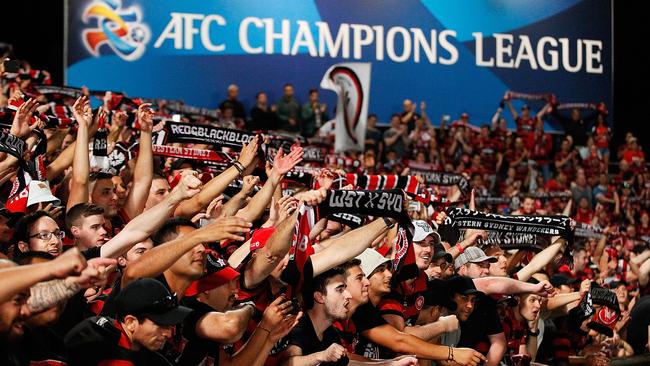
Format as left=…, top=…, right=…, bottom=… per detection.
left=26, top=180, right=60, bottom=208
left=412, top=220, right=441, bottom=243
left=355, top=249, right=391, bottom=278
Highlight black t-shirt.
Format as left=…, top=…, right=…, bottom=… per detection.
left=458, top=293, right=504, bottom=354
left=627, top=295, right=650, bottom=355
left=351, top=302, right=391, bottom=360
left=285, top=313, right=348, bottom=366
left=177, top=297, right=221, bottom=366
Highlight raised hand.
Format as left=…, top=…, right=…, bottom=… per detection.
left=50, top=247, right=88, bottom=279
left=200, top=216, right=252, bottom=242
left=38, top=202, right=63, bottom=220
left=68, top=257, right=117, bottom=289
left=171, top=171, right=203, bottom=201
left=10, top=97, right=39, bottom=138
left=277, top=195, right=299, bottom=221
left=294, top=187, right=327, bottom=206
left=241, top=175, right=260, bottom=197
left=137, top=103, right=155, bottom=132
left=260, top=296, right=294, bottom=336
left=238, top=136, right=260, bottom=168
left=533, top=280, right=556, bottom=297
left=270, top=147, right=303, bottom=178
left=72, top=95, right=93, bottom=129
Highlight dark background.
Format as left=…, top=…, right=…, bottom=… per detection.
left=1, top=1, right=647, bottom=156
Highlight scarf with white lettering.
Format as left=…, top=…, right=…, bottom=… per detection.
left=328, top=212, right=364, bottom=229
left=446, top=207, right=572, bottom=239
left=319, top=189, right=410, bottom=223
left=153, top=121, right=257, bottom=149
left=345, top=174, right=420, bottom=197
left=505, top=90, right=552, bottom=102
left=407, top=161, right=469, bottom=196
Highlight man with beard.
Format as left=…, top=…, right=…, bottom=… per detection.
left=334, top=250, right=484, bottom=366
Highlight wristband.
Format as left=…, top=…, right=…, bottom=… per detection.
left=527, top=328, right=540, bottom=337
left=456, top=243, right=464, bottom=254
left=233, top=161, right=244, bottom=176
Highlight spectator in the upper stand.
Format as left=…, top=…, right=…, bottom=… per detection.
left=591, top=114, right=612, bottom=169
left=551, top=107, right=598, bottom=147
left=506, top=101, right=550, bottom=142
left=365, top=114, right=383, bottom=158
left=65, top=203, right=109, bottom=250
left=622, top=136, right=646, bottom=170
left=527, top=119, right=553, bottom=181
left=400, top=99, right=420, bottom=131
left=301, top=88, right=328, bottom=138
left=217, top=105, right=240, bottom=129
left=383, top=114, right=409, bottom=160
left=219, top=84, right=246, bottom=120
left=249, top=91, right=278, bottom=132
left=276, top=83, right=301, bottom=134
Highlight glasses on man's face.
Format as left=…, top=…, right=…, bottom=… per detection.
left=29, top=230, right=65, bottom=241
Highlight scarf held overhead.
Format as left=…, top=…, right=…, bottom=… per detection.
left=446, top=208, right=572, bottom=238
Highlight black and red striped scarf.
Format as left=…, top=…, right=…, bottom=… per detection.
left=345, top=174, right=419, bottom=196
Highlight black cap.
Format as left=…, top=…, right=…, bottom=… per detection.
left=424, top=278, right=457, bottom=311
left=550, top=274, right=579, bottom=288
left=115, top=278, right=192, bottom=326
left=170, top=158, right=195, bottom=171
left=432, top=243, right=453, bottom=263
left=446, top=275, right=483, bottom=296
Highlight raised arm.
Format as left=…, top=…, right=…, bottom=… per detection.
left=506, top=100, right=518, bottom=120
left=99, top=173, right=202, bottom=259
left=236, top=147, right=303, bottom=222
left=122, top=216, right=252, bottom=286
left=244, top=209, right=300, bottom=289
left=121, top=103, right=154, bottom=219
left=473, top=277, right=554, bottom=297
left=0, top=248, right=86, bottom=303
left=66, top=96, right=93, bottom=210
left=516, top=237, right=566, bottom=281
left=174, top=137, right=260, bottom=218
left=311, top=218, right=392, bottom=276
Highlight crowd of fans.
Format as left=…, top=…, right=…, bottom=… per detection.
left=1, top=50, right=650, bottom=366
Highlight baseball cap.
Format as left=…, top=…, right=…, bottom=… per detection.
left=249, top=227, right=275, bottom=251
left=432, top=243, right=453, bottom=263
left=115, top=278, right=192, bottom=326
left=460, top=112, right=469, bottom=119
left=454, top=247, right=497, bottom=270
left=446, top=275, right=483, bottom=296
left=412, top=220, right=441, bottom=244
left=26, top=180, right=61, bottom=208
left=356, top=248, right=391, bottom=278
left=424, top=278, right=457, bottom=310
left=550, top=273, right=579, bottom=288
left=185, top=251, right=240, bottom=297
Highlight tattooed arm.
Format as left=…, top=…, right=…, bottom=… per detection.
left=27, top=279, right=81, bottom=313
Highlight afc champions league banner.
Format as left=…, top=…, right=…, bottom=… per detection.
left=65, top=0, right=612, bottom=131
